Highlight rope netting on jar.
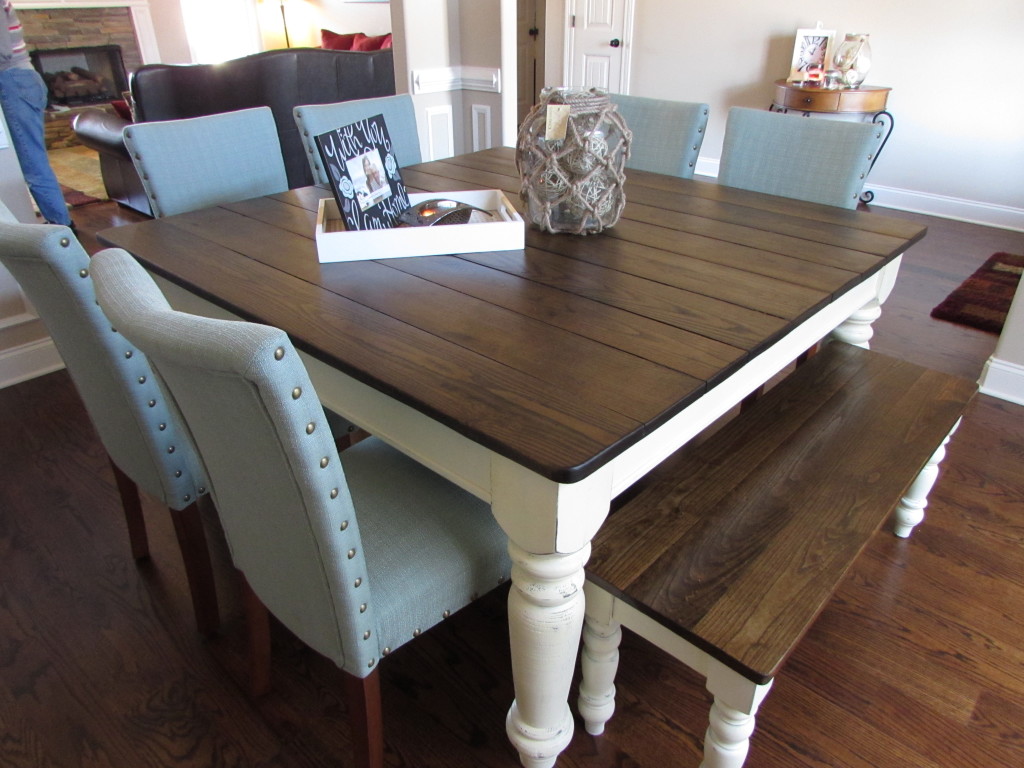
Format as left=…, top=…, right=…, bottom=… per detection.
left=516, top=89, right=632, bottom=235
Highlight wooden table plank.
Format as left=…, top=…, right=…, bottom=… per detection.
left=457, top=248, right=789, bottom=350
left=98, top=149, right=924, bottom=483
left=401, top=168, right=871, bottom=295
left=100, top=220, right=649, bottom=481
left=387, top=254, right=744, bottom=380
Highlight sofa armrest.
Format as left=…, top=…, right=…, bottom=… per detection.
left=72, top=109, right=132, bottom=161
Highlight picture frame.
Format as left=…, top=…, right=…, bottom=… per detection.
left=315, top=113, right=411, bottom=231
left=788, top=27, right=835, bottom=81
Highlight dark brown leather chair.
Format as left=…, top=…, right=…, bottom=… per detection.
left=73, top=47, right=396, bottom=215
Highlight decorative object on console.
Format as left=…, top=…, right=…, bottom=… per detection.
left=315, top=113, right=410, bottom=230
left=788, top=25, right=835, bottom=82
left=833, top=33, right=872, bottom=88
left=515, top=87, right=631, bottom=235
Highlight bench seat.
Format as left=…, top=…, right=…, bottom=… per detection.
left=579, top=342, right=976, bottom=768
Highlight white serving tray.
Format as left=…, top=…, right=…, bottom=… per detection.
left=315, top=189, right=524, bottom=262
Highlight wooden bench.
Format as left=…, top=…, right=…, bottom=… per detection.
left=578, top=342, right=976, bottom=768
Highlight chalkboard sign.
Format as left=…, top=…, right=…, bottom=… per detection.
left=314, top=114, right=410, bottom=231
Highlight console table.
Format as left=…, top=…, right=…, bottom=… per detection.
left=770, top=80, right=894, bottom=202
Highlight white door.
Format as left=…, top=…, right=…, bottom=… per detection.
left=567, top=0, right=633, bottom=92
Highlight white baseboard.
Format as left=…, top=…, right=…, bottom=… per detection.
left=0, top=337, right=64, bottom=389
left=694, top=158, right=1024, bottom=233
left=411, top=66, right=501, bottom=95
left=979, top=356, right=1024, bottom=406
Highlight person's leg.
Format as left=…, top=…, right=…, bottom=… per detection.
left=0, top=68, right=72, bottom=226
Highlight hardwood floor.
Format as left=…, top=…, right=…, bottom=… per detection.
left=2, top=200, right=1023, bottom=767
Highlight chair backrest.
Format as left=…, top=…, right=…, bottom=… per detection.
left=610, top=94, right=709, bottom=179
left=0, top=222, right=205, bottom=510
left=122, top=106, right=289, bottom=218
left=717, top=106, right=882, bottom=209
left=91, top=249, right=378, bottom=674
left=294, top=94, right=421, bottom=186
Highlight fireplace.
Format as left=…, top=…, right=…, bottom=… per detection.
left=30, top=45, right=129, bottom=107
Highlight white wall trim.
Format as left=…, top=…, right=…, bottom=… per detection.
left=694, top=157, right=1024, bottom=233
left=411, top=66, right=501, bottom=96
left=865, top=186, right=1024, bottom=233
left=471, top=104, right=493, bottom=152
left=19, top=0, right=161, bottom=63
left=979, top=356, right=1024, bottom=406
left=0, top=337, right=64, bottom=390
left=424, top=104, right=455, bottom=160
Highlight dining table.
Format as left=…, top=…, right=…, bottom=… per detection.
left=99, top=146, right=927, bottom=767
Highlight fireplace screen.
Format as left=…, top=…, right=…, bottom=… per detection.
left=30, top=45, right=129, bottom=107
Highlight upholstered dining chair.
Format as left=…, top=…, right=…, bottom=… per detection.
left=122, top=106, right=289, bottom=218
left=610, top=94, right=710, bottom=179
left=294, top=94, right=421, bottom=186
left=0, top=214, right=219, bottom=637
left=717, top=106, right=884, bottom=210
left=91, top=248, right=512, bottom=768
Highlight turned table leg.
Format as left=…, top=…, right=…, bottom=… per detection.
left=505, top=541, right=590, bottom=768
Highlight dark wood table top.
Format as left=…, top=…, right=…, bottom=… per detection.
left=98, top=147, right=926, bottom=483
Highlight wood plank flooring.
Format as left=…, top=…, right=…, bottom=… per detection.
left=2, top=199, right=1023, bottom=767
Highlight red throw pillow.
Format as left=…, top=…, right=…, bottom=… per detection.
left=321, top=29, right=359, bottom=50
left=351, top=32, right=391, bottom=51
left=110, top=99, right=133, bottom=122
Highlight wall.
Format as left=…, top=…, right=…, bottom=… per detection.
left=0, top=107, right=62, bottom=388
left=574, top=0, right=1023, bottom=228
left=980, top=283, right=1024, bottom=405
left=147, top=0, right=192, bottom=63
left=536, top=0, right=1022, bottom=230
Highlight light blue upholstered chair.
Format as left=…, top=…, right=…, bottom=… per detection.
left=717, top=106, right=884, bottom=210
left=294, top=95, right=421, bottom=186
left=122, top=106, right=289, bottom=218
left=0, top=214, right=219, bottom=637
left=91, top=249, right=512, bottom=768
left=610, top=94, right=710, bottom=178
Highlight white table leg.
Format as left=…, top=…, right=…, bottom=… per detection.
left=831, top=297, right=882, bottom=348
left=893, top=418, right=960, bottom=538
left=505, top=541, right=590, bottom=768
left=577, top=585, right=622, bottom=735
left=702, top=662, right=772, bottom=768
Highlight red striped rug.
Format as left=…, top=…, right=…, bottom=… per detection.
left=930, top=252, right=1024, bottom=334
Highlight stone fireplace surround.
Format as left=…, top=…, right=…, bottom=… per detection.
left=17, top=1, right=159, bottom=147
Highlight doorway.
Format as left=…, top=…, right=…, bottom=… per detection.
left=517, top=0, right=545, bottom=125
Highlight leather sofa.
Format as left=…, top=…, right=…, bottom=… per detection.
left=72, top=47, right=396, bottom=215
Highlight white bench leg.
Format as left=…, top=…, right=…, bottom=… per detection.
left=893, top=418, right=960, bottom=538
left=702, top=662, right=772, bottom=768
left=578, top=591, right=622, bottom=735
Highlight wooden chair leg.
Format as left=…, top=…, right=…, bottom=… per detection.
left=740, top=385, right=764, bottom=413
left=239, top=572, right=272, bottom=697
left=334, top=427, right=373, bottom=452
left=343, top=668, right=385, bottom=768
left=169, top=495, right=221, bottom=637
left=108, top=458, right=149, bottom=560
left=796, top=341, right=821, bottom=367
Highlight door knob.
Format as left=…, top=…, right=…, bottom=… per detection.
left=610, top=38, right=621, bottom=47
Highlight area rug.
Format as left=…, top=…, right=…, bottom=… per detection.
left=60, top=184, right=102, bottom=208
left=930, top=252, right=1024, bottom=334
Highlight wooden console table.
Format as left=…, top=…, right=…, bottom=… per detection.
left=770, top=80, right=894, bottom=202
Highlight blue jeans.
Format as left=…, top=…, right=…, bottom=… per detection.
left=0, top=67, right=71, bottom=225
